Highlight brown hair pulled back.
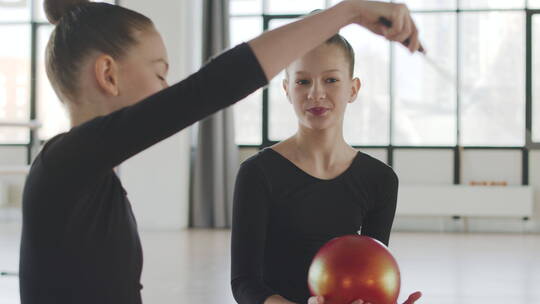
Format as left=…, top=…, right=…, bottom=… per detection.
left=44, top=0, right=153, bottom=100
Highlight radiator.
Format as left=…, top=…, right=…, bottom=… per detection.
left=396, top=185, right=534, bottom=218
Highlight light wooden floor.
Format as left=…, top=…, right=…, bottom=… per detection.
left=1, top=222, right=539, bottom=304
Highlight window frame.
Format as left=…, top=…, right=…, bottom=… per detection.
left=0, top=0, right=117, bottom=163
left=230, top=0, right=536, bottom=185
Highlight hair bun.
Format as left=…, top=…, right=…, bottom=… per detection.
left=44, top=0, right=90, bottom=25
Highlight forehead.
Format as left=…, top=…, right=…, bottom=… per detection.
left=288, top=43, right=349, bottom=74
left=130, top=28, right=168, bottom=61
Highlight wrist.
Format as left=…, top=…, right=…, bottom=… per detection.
left=339, top=0, right=365, bottom=23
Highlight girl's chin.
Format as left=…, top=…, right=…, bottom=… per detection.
left=300, top=121, right=338, bottom=131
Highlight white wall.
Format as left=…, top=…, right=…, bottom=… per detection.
left=118, top=0, right=202, bottom=230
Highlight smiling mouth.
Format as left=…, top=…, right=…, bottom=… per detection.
left=307, top=107, right=329, bottom=116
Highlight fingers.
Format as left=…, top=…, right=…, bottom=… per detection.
left=373, top=22, right=390, bottom=36
left=405, top=21, right=420, bottom=53
left=391, top=12, right=412, bottom=43
left=381, top=3, right=423, bottom=53
left=308, top=296, right=324, bottom=304
left=350, top=300, right=374, bottom=304
left=403, top=291, right=423, bottom=304
left=386, top=4, right=407, bottom=38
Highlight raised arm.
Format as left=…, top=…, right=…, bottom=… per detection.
left=249, top=0, right=421, bottom=80
left=41, top=1, right=421, bottom=182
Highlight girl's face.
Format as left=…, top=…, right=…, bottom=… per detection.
left=112, top=27, right=169, bottom=111
left=283, top=43, right=360, bottom=132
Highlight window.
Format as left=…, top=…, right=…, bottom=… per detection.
left=268, top=18, right=298, bottom=141
left=0, top=0, right=115, bottom=151
left=267, top=0, right=324, bottom=14
left=398, top=0, right=456, bottom=10
left=230, top=0, right=262, bottom=15
left=0, top=24, right=30, bottom=143
left=230, top=16, right=263, bottom=145
left=460, top=0, right=525, bottom=10
left=531, top=0, right=540, bottom=9
left=230, top=0, right=531, bottom=149
left=459, top=12, right=525, bottom=146
left=37, top=25, right=70, bottom=140
left=0, top=0, right=30, bottom=21
left=533, top=14, right=540, bottom=142
left=342, top=24, right=390, bottom=146
left=393, top=13, right=457, bottom=146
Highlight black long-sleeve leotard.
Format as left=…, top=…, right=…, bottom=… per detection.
left=231, top=148, right=398, bottom=304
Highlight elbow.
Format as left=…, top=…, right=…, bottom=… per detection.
left=231, top=277, right=251, bottom=304
left=231, top=276, right=275, bottom=304
left=231, top=278, right=241, bottom=303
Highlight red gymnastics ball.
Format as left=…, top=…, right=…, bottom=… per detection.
left=308, top=235, right=400, bottom=304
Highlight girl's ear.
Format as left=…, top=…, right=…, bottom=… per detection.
left=94, top=54, right=120, bottom=96
left=349, top=77, right=361, bottom=103
left=283, top=77, right=292, bottom=104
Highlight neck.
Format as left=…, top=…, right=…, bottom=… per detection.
left=68, top=98, right=110, bottom=128
left=293, top=123, right=354, bottom=164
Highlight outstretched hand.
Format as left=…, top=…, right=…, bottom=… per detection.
left=307, top=291, right=422, bottom=304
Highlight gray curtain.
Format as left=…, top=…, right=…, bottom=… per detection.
left=191, top=0, right=238, bottom=228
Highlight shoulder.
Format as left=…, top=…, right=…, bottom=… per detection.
left=353, top=151, right=398, bottom=186
left=240, top=148, right=273, bottom=169
left=237, top=148, right=295, bottom=189
left=39, top=133, right=67, bottom=152
left=242, top=146, right=290, bottom=166
left=236, top=149, right=280, bottom=196
left=237, top=148, right=277, bottom=180
left=29, top=133, right=67, bottom=171
left=25, top=133, right=74, bottom=195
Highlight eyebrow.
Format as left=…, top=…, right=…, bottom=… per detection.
left=295, top=69, right=341, bottom=74
left=152, top=59, right=169, bottom=71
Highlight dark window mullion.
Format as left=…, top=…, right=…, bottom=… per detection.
left=527, top=10, right=540, bottom=148
left=27, top=21, right=38, bottom=164
left=455, top=7, right=462, bottom=184
left=388, top=39, right=394, bottom=166
left=527, top=11, right=533, bottom=147
left=262, top=15, right=270, bottom=147
left=526, top=11, right=533, bottom=186
left=24, top=0, right=38, bottom=163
